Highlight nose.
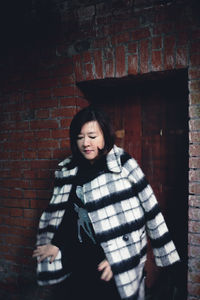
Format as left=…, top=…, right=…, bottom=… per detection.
left=83, top=137, right=90, bottom=147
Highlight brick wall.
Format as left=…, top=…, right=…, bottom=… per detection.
left=0, top=0, right=199, bottom=299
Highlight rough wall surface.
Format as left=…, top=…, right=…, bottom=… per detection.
left=0, top=0, right=199, bottom=299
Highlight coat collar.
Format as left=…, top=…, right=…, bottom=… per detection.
left=58, top=145, right=122, bottom=177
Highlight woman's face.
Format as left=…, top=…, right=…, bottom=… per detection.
left=77, top=121, right=105, bottom=163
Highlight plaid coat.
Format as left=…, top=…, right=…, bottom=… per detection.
left=36, top=145, right=180, bottom=299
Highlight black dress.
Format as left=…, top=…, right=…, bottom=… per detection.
left=51, top=157, right=121, bottom=300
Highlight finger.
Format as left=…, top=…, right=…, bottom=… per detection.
left=50, top=254, right=57, bottom=263
left=98, top=260, right=107, bottom=271
left=38, top=253, right=49, bottom=263
left=100, top=268, right=113, bottom=281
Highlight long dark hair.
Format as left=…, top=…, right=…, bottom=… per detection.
left=69, top=105, right=115, bottom=164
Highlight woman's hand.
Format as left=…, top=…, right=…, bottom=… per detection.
left=32, top=244, right=59, bottom=263
left=98, top=259, right=113, bottom=282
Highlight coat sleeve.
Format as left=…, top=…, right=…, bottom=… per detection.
left=124, top=157, right=180, bottom=267
left=35, top=171, right=73, bottom=286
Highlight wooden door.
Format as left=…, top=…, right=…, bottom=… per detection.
left=89, top=75, right=188, bottom=298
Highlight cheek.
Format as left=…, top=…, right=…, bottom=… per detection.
left=99, top=137, right=105, bottom=149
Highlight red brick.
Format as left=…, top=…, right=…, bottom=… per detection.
left=131, top=28, right=150, bottom=41
left=189, top=207, right=200, bottom=221
left=93, top=37, right=110, bottom=49
left=151, top=51, right=162, bottom=71
left=23, top=209, right=39, bottom=219
left=176, top=47, right=188, bottom=68
left=189, top=183, right=200, bottom=195
left=104, top=60, right=114, bottom=78
left=115, top=45, right=126, bottom=77
left=128, top=42, right=137, bottom=53
left=38, top=150, right=52, bottom=159
left=189, top=257, right=200, bottom=271
left=30, top=120, right=59, bottom=130
left=60, top=75, right=75, bottom=86
left=189, top=69, right=200, bottom=80
left=10, top=208, right=23, bottom=217
left=83, top=51, right=92, bottom=63
left=189, top=169, right=200, bottom=181
left=189, top=105, right=200, bottom=118
left=36, top=189, right=52, bottom=200
left=176, top=31, right=190, bottom=46
left=189, top=144, right=200, bottom=156
left=190, top=157, right=200, bottom=169
left=53, top=148, right=70, bottom=159
left=140, top=39, right=149, bottom=74
left=51, top=128, right=69, bottom=139
left=188, top=282, right=200, bottom=296
left=10, top=189, right=23, bottom=199
left=189, top=195, right=200, bottom=208
left=36, top=109, right=49, bottom=119
left=189, top=119, right=200, bottom=131
left=189, top=132, right=200, bottom=143
left=94, top=50, right=103, bottom=79
left=112, top=32, right=130, bottom=45
left=53, top=86, right=76, bottom=97
left=73, top=54, right=84, bottom=82
left=153, top=22, right=174, bottom=35
left=51, top=107, right=76, bottom=118
left=0, top=207, right=10, bottom=216
left=189, top=220, right=200, bottom=233
left=188, top=233, right=200, bottom=246
left=23, top=151, right=37, bottom=159
left=30, top=199, right=49, bottom=209
left=23, top=190, right=37, bottom=199
left=32, top=98, right=58, bottom=109
left=35, top=130, right=51, bottom=139
left=85, top=63, right=94, bottom=81
left=152, top=36, right=162, bottom=50
left=164, top=35, right=175, bottom=69
left=37, top=89, right=52, bottom=98
left=60, top=97, right=76, bottom=107
left=128, top=55, right=138, bottom=75
left=189, top=80, right=200, bottom=92
left=60, top=139, right=71, bottom=149
left=60, top=118, right=72, bottom=128
left=190, top=54, right=200, bottom=67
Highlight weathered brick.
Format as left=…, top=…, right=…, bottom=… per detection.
left=176, top=47, right=188, bottom=68
left=131, top=27, right=150, bottom=41
left=94, top=50, right=103, bottom=79
left=115, top=45, right=126, bottom=77
left=128, top=55, right=138, bottom=75
left=151, top=50, right=162, bottom=71
left=164, top=35, right=175, bottom=70
left=140, top=39, right=149, bottom=74
left=53, top=86, right=76, bottom=97
left=104, top=60, right=114, bottom=78
left=190, top=54, right=200, bottom=66
left=189, top=220, right=200, bottom=233
left=152, top=36, right=162, bottom=50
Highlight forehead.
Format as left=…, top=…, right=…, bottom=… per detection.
left=80, top=121, right=102, bottom=133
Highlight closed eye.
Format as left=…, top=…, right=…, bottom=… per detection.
left=77, top=136, right=83, bottom=140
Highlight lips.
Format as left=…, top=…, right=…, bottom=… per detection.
left=84, top=150, right=93, bottom=154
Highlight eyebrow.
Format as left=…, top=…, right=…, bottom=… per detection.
left=78, top=131, right=97, bottom=135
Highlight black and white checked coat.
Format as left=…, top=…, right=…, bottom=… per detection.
left=36, top=145, right=180, bottom=299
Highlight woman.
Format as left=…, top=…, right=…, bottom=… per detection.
left=33, top=105, right=180, bottom=300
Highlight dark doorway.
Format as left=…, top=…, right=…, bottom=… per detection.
left=78, top=69, right=188, bottom=299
